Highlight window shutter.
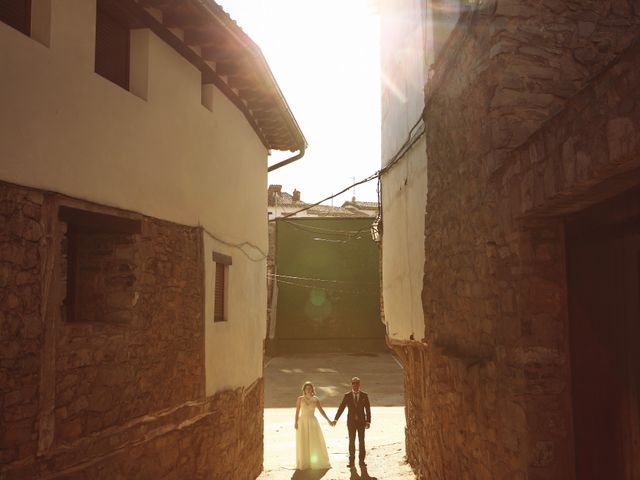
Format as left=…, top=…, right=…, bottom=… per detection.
left=95, top=4, right=129, bottom=90
left=214, top=263, right=225, bottom=322
left=0, top=0, right=31, bottom=35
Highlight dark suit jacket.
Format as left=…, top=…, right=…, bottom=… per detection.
left=334, top=391, right=371, bottom=427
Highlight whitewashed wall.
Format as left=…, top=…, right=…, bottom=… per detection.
left=0, top=0, right=268, bottom=394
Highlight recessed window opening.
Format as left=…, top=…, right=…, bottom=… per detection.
left=59, top=206, right=141, bottom=323
left=201, top=83, right=215, bottom=111
left=95, top=0, right=130, bottom=90
left=213, top=251, right=231, bottom=322
left=0, top=0, right=31, bottom=36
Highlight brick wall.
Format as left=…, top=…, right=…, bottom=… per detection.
left=0, top=182, right=263, bottom=479
left=394, top=1, right=640, bottom=478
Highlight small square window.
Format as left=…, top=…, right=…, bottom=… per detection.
left=213, top=252, right=231, bottom=322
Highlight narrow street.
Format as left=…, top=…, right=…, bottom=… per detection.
left=259, top=352, right=416, bottom=480
left=2, top=0, right=639, bottom=477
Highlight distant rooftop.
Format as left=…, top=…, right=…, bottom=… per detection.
left=268, top=185, right=378, bottom=217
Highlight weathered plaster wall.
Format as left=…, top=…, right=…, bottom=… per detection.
left=380, top=0, right=429, bottom=341
left=0, top=183, right=264, bottom=479
left=0, top=0, right=267, bottom=392
left=395, top=0, right=640, bottom=478
left=380, top=0, right=426, bottom=162
left=203, top=232, right=267, bottom=395
left=380, top=138, right=428, bottom=340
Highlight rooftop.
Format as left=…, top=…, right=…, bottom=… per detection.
left=268, top=185, right=378, bottom=217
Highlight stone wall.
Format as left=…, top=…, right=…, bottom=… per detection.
left=0, top=185, right=44, bottom=467
left=394, top=1, right=640, bottom=478
left=0, top=181, right=263, bottom=479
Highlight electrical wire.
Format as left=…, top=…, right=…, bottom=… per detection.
left=280, top=220, right=371, bottom=240
left=273, top=277, right=378, bottom=296
left=268, top=111, right=426, bottom=224
left=280, top=219, right=365, bottom=235
left=268, top=273, right=378, bottom=286
left=202, top=227, right=267, bottom=262
left=268, top=173, right=380, bottom=222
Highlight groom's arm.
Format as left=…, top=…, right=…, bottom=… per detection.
left=364, top=394, right=371, bottom=424
left=334, top=394, right=347, bottom=421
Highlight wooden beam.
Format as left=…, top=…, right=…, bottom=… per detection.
left=183, top=26, right=226, bottom=46
left=161, top=5, right=207, bottom=28
left=137, top=0, right=177, bottom=8
left=58, top=206, right=142, bottom=234
left=201, top=45, right=236, bottom=63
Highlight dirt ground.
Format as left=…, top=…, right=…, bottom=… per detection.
left=257, top=352, right=417, bottom=480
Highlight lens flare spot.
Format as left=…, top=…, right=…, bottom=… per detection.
left=309, top=289, right=326, bottom=306
left=310, top=454, right=318, bottom=464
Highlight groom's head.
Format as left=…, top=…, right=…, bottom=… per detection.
left=351, top=377, right=361, bottom=392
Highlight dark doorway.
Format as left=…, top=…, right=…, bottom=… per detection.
left=566, top=186, right=640, bottom=480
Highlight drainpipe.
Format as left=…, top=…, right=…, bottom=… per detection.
left=267, top=147, right=306, bottom=172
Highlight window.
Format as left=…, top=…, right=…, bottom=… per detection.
left=201, top=83, right=215, bottom=111
left=213, top=252, right=231, bottom=322
left=95, top=1, right=130, bottom=90
left=0, top=0, right=31, bottom=36
left=59, top=206, right=141, bottom=323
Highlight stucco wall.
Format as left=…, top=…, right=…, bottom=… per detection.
left=380, top=0, right=429, bottom=342
left=380, top=0, right=426, bottom=162
left=203, top=233, right=266, bottom=395
left=0, top=0, right=267, bottom=391
left=380, top=137, right=428, bottom=341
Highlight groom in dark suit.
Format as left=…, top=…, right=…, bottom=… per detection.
left=333, top=376, right=371, bottom=467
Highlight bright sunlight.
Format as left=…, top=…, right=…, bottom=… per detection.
left=217, top=0, right=381, bottom=205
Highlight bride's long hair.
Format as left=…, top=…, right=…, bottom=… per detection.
left=301, top=381, right=315, bottom=396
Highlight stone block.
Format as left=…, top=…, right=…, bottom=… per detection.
left=1, top=419, right=34, bottom=447
left=496, top=1, right=538, bottom=18
left=561, top=137, right=576, bottom=186
left=531, top=440, right=555, bottom=467
left=607, top=116, right=637, bottom=163
left=491, top=89, right=556, bottom=109
left=577, top=21, right=596, bottom=38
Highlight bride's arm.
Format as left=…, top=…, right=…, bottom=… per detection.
left=294, top=397, right=301, bottom=429
left=315, top=399, right=332, bottom=424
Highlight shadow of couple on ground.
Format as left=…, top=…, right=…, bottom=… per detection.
left=291, top=466, right=378, bottom=480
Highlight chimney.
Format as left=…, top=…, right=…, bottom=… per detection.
left=268, top=184, right=282, bottom=207
left=293, top=189, right=301, bottom=202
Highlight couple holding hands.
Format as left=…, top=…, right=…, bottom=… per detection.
left=295, top=377, right=371, bottom=471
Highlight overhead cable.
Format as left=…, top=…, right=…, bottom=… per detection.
left=273, top=277, right=378, bottom=295
left=268, top=109, right=426, bottom=223
left=202, top=227, right=267, bottom=262
left=268, top=273, right=378, bottom=286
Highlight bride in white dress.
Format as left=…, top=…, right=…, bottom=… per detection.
left=295, top=381, right=333, bottom=470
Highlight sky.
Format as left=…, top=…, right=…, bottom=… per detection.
left=217, top=0, right=381, bottom=205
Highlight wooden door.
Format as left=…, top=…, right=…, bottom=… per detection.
left=566, top=187, right=640, bottom=480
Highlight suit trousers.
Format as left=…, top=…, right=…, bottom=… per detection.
left=347, top=422, right=366, bottom=462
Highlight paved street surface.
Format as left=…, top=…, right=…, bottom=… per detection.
left=258, top=352, right=417, bottom=480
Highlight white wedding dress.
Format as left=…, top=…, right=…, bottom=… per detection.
left=296, top=396, right=331, bottom=470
